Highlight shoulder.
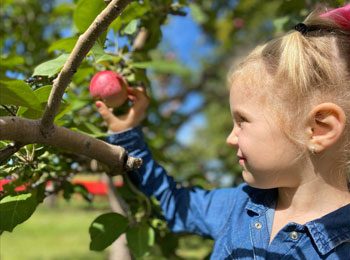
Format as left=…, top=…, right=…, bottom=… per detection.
left=206, top=183, right=275, bottom=216
left=220, top=183, right=277, bottom=219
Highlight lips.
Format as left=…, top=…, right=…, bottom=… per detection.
left=237, top=155, right=246, bottom=160
left=237, top=155, right=246, bottom=166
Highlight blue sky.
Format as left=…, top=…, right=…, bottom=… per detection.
left=159, top=9, right=212, bottom=144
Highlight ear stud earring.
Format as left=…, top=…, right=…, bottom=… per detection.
left=311, top=145, right=316, bottom=155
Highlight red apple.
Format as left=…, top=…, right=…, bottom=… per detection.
left=89, top=71, right=128, bottom=108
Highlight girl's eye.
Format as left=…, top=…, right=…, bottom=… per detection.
left=236, top=116, right=247, bottom=127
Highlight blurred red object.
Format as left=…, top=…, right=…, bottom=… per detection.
left=0, top=179, right=123, bottom=195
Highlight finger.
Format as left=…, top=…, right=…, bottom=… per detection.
left=127, top=87, right=149, bottom=104
left=128, top=94, right=136, bottom=101
left=96, top=101, right=116, bottom=125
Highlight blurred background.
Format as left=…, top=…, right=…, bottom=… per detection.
left=0, top=0, right=346, bottom=259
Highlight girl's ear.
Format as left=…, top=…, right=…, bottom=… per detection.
left=307, top=103, right=346, bottom=153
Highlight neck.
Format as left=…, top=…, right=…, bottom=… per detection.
left=277, top=178, right=350, bottom=218
left=276, top=151, right=350, bottom=217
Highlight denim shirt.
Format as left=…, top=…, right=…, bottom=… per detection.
left=107, top=126, right=350, bottom=260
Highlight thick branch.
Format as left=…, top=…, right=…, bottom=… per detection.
left=0, top=117, right=141, bottom=173
left=40, top=0, right=134, bottom=133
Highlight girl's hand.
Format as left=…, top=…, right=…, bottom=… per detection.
left=96, top=87, right=149, bottom=133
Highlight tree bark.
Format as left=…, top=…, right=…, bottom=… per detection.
left=0, top=117, right=141, bottom=174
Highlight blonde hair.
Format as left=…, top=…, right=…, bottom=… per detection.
left=229, top=6, right=350, bottom=171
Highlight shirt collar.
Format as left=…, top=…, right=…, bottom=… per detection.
left=244, top=186, right=277, bottom=215
left=306, top=203, right=350, bottom=255
left=244, top=185, right=350, bottom=255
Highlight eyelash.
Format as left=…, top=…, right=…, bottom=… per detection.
left=235, top=116, right=247, bottom=127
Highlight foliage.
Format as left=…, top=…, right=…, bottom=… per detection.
left=0, top=0, right=345, bottom=258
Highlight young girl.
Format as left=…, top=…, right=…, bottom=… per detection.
left=96, top=5, right=350, bottom=259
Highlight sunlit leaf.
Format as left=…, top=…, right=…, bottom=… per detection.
left=0, top=80, right=41, bottom=110
left=53, top=2, right=75, bottom=15
left=0, top=187, right=44, bottom=232
left=0, top=55, right=25, bottom=68
left=89, top=212, right=128, bottom=251
left=126, top=224, right=155, bottom=258
left=121, top=19, right=138, bottom=35
left=32, top=54, right=70, bottom=77
left=132, top=60, right=190, bottom=76
left=48, top=37, right=78, bottom=53
left=16, top=85, right=71, bottom=120
left=73, top=0, right=106, bottom=33
left=189, top=3, right=208, bottom=24
left=110, top=1, right=150, bottom=31
left=92, top=44, right=121, bottom=64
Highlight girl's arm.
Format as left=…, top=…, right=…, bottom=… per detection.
left=96, top=87, right=237, bottom=239
left=106, top=125, right=237, bottom=239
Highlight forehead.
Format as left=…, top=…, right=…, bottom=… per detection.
left=228, top=63, right=274, bottom=118
left=229, top=74, right=268, bottom=109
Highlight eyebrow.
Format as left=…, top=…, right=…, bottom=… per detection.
left=231, top=107, right=250, bottom=118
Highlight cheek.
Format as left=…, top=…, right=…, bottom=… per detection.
left=237, top=131, right=254, bottom=155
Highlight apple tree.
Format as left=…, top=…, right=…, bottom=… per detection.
left=1, top=0, right=345, bottom=259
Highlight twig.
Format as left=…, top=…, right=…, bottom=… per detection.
left=123, top=172, right=152, bottom=217
left=0, top=142, right=25, bottom=165
left=1, top=105, right=16, bottom=117
left=132, top=27, right=148, bottom=51
left=169, top=9, right=187, bottom=16
left=40, top=0, right=134, bottom=135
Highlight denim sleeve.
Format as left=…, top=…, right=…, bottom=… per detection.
left=106, top=125, right=237, bottom=239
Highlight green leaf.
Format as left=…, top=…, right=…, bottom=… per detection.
left=0, top=55, right=25, bottom=69
left=72, top=66, right=94, bottom=85
left=48, top=37, right=78, bottom=53
left=121, top=19, right=138, bottom=35
left=33, top=85, right=53, bottom=102
left=0, top=80, right=41, bottom=110
left=110, top=1, right=150, bottom=32
left=0, top=188, right=43, bottom=232
left=70, top=127, right=109, bottom=138
left=89, top=212, right=128, bottom=251
left=0, top=165, right=22, bottom=177
left=32, top=54, right=70, bottom=77
left=54, top=103, right=72, bottom=123
left=189, top=3, right=208, bottom=24
left=73, top=184, right=92, bottom=202
left=74, top=0, right=106, bottom=33
left=273, top=16, right=290, bottom=34
left=131, top=60, right=190, bottom=76
left=0, top=107, right=12, bottom=117
left=53, top=2, right=75, bottom=15
left=126, top=224, right=155, bottom=258
left=16, top=85, right=71, bottom=120
left=92, top=44, right=121, bottom=64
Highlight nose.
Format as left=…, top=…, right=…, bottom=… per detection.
left=226, top=128, right=238, bottom=147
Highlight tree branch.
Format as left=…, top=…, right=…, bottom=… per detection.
left=1, top=105, right=16, bottom=117
left=0, top=142, right=25, bottom=165
left=40, top=0, right=134, bottom=134
left=132, top=27, right=148, bottom=51
left=0, top=117, right=141, bottom=174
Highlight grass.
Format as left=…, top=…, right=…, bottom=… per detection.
left=0, top=195, right=213, bottom=260
left=1, top=197, right=110, bottom=260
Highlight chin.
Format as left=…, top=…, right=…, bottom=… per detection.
left=242, top=170, right=277, bottom=190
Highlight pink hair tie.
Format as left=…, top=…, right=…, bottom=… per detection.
left=320, top=4, right=350, bottom=30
